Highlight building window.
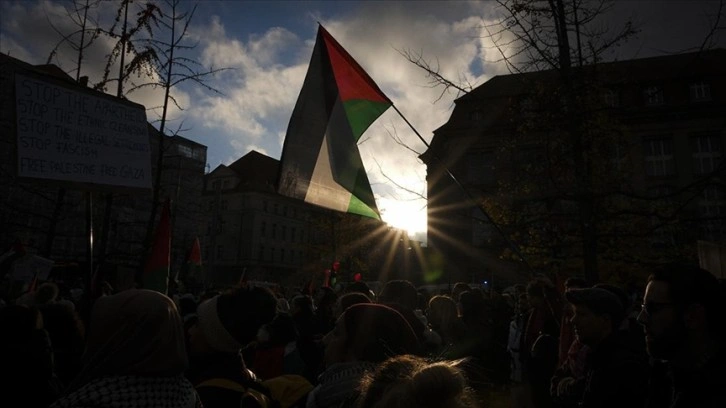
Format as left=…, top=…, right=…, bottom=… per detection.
left=700, top=185, right=726, bottom=217
left=269, top=247, right=275, bottom=262
left=282, top=226, right=287, bottom=241
left=211, top=180, right=221, bottom=191
left=261, top=221, right=266, bottom=237
left=603, top=89, right=619, bottom=107
left=216, top=245, right=224, bottom=260
left=263, top=201, right=268, bottom=212
left=691, top=134, right=722, bottom=175
left=221, top=199, right=228, bottom=210
left=281, top=248, right=285, bottom=262
left=284, top=206, right=288, bottom=216
left=472, top=208, right=495, bottom=247
left=192, top=148, right=205, bottom=161
left=274, top=203, right=279, bottom=214
left=643, top=137, right=675, bottom=177
left=690, top=81, right=711, bottom=102
left=272, top=224, right=277, bottom=239
left=258, top=245, right=264, bottom=260
left=222, top=179, right=230, bottom=189
left=178, top=144, right=193, bottom=158
left=644, top=86, right=664, bottom=106
left=291, top=227, right=296, bottom=243
left=612, top=143, right=627, bottom=172
left=700, top=185, right=726, bottom=240
left=470, top=109, right=484, bottom=121
left=466, top=151, right=496, bottom=185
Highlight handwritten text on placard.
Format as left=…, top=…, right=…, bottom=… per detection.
left=15, top=75, right=152, bottom=189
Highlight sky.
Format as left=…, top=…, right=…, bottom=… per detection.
left=1, top=0, right=724, bottom=241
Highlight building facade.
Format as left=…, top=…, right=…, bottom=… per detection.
left=421, top=50, right=726, bottom=287
left=202, top=151, right=426, bottom=288
left=0, top=52, right=207, bottom=290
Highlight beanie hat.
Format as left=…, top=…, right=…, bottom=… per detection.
left=197, top=296, right=243, bottom=353
left=197, top=287, right=277, bottom=353
left=565, top=288, right=624, bottom=324
left=342, top=303, right=422, bottom=362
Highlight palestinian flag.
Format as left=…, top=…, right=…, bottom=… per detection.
left=277, top=24, right=391, bottom=219
left=179, top=237, right=202, bottom=280
left=143, top=198, right=171, bottom=294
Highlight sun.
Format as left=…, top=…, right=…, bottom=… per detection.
left=380, top=199, right=426, bottom=238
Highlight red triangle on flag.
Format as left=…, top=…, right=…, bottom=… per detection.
left=187, top=237, right=202, bottom=266
left=143, top=198, right=171, bottom=294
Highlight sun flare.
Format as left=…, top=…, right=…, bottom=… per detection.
left=380, top=199, right=426, bottom=238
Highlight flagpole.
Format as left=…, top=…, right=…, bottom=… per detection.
left=390, top=104, right=533, bottom=272
left=83, top=190, right=94, bottom=321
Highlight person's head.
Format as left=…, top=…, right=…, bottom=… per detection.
left=334, top=291, right=371, bottom=319
left=565, top=288, right=624, bottom=347
left=189, top=286, right=277, bottom=355
left=565, top=277, right=587, bottom=291
left=637, top=263, right=724, bottom=361
left=72, top=289, right=188, bottom=389
left=526, top=278, right=556, bottom=309
left=427, top=295, right=458, bottom=328
left=257, top=313, right=298, bottom=345
left=357, top=354, right=480, bottom=408
left=457, top=290, right=485, bottom=320
left=315, top=286, right=337, bottom=310
left=594, top=283, right=632, bottom=318
left=322, top=303, right=420, bottom=366
left=513, top=284, right=530, bottom=312
left=177, top=294, right=197, bottom=318
left=345, top=281, right=372, bottom=297
left=291, top=294, right=314, bottom=317
left=378, top=280, right=418, bottom=310
left=451, top=283, right=472, bottom=303
left=35, top=282, right=59, bottom=305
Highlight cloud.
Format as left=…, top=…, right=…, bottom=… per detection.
left=1, top=0, right=190, bottom=130
left=188, top=18, right=307, bottom=162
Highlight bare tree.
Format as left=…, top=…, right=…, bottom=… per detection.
left=123, top=0, right=228, bottom=282
left=405, top=0, right=726, bottom=284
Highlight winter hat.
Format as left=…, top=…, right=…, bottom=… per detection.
left=197, top=286, right=277, bottom=353
left=342, top=303, right=422, bottom=362
left=565, top=288, right=624, bottom=324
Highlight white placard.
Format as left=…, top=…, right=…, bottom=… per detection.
left=15, top=74, right=152, bottom=189
left=10, top=254, right=54, bottom=283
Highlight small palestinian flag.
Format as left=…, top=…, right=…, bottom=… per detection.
left=278, top=24, right=391, bottom=219
left=143, top=198, right=171, bottom=294
left=179, top=237, right=202, bottom=281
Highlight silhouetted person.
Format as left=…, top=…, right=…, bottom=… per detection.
left=638, top=263, right=726, bottom=408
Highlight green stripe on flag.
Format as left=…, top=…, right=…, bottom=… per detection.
left=344, top=99, right=391, bottom=141
left=348, top=194, right=380, bottom=219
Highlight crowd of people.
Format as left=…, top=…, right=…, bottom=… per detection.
left=1, top=262, right=725, bottom=408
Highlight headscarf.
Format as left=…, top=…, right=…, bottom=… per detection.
left=69, top=289, right=188, bottom=390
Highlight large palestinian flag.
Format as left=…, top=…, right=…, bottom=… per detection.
left=277, top=25, right=391, bottom=219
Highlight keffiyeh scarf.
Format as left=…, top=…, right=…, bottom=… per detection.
left=50, top=375, right=201, bottom=408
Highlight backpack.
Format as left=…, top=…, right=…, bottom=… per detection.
left=196, top=374, right=313, bottom=408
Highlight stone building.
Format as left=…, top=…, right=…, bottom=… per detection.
left=0, top=52, right=207, bottom=290
left=202, top=150, right=425, bottom=288
left=422, top=49, right=726, bottom=287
